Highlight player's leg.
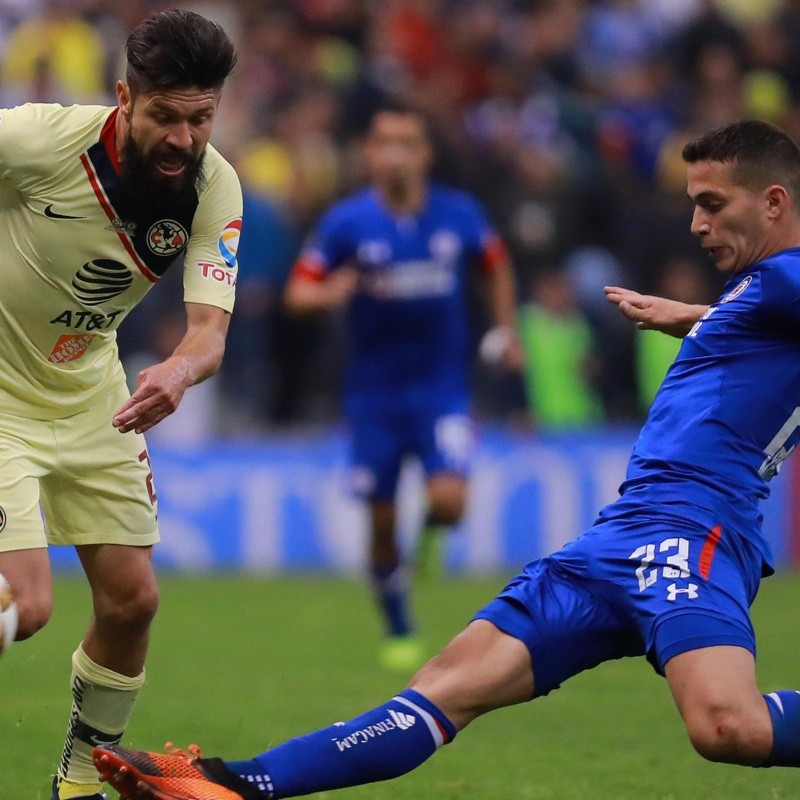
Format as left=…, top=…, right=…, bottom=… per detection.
left=94, top=619, right=533, bottom=800
left=350, top=412, right=418, bottom=667
left=44, top=388, right=160, bottom=800
left=368, top=498, right=423, bottom=669
left=668, top=644, right=800, bottom=768
left=52, top=543, right=157, bottom=800
left=94, top=557, right=636, bottom=800
left=665, top=645, right=772, bottom=764
left=414, top=408, right=473, bottom=576
left=0, top=412, right=55, bottom=640
left=0, top=547, right=52, bottom=640
left=622, top=513, right=800, bottom=768
left=416, top=472, right=467, bottom=577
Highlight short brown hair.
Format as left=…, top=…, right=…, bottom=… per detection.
left=682, top=119, right=800, bottom=205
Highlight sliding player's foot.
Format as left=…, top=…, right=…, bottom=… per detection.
left=93, top=743, right=262, bottom=800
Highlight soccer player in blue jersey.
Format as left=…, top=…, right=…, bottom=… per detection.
left=283, top=104, right=521, bottom=671
left=94, top=118, right=800, bottom=799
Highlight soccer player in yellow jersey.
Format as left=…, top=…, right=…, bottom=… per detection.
left=0, top=10, right=241, bottom=800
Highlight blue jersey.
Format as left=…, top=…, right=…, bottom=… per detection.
left=615, top=248, right=800, bottom=570
left=293, top=183, right=506, bottom=415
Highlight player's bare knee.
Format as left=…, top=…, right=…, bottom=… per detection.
left=94, top=583, right=160, bottom=634
left=427, top=491, right=466, bottom=526
left=429, top=501, right=464, bottom=526
left=15, top=594, right=53, bottom=639
left=686, top=707, right=770, bottom=764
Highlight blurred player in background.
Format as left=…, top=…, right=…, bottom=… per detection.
left=96, top=118, right=800, bottom=798
left=0, top=10, right=241, bottom=800
left=284, top=103, right=521, bottom=671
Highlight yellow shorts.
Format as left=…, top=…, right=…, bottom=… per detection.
left=0, top=385, right=160, bottom=551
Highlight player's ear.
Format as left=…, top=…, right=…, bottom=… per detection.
left=765, top=184, right=790, bottom=219
left=116, top=81, right=133, bottom=120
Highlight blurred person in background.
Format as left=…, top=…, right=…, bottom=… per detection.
left=0, top=10, right=240, bottom=800
left=1, top=0, right=107, bottom=105
left=634, top=256, right=719, bottom=410
left=217, top=184, right=301, bottom=428
left=517, top=268, right=603, bottom=430
left=284, top=102, right=521, bottom=671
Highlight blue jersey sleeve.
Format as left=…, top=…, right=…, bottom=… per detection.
left=303, top=205, right=355, bottom=273
left=460, top=194, right=497, bottom=257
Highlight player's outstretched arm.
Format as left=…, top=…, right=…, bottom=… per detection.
left=284, top=267, right=358, bottom=313
left=113, top=303, right=230, bottom=434
left=604, top=286, right=708, bottom=338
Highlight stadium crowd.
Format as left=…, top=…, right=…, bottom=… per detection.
left=4, top=0, right=798, bottom=432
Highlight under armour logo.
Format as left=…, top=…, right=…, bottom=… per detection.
left=389, top=709, right=416, bottom=730
left=666, top=583, right=699, bottom=601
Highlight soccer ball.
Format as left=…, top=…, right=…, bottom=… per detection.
left=0, top=572, right=18, bottom=655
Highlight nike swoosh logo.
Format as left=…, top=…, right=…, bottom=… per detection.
left=44, top=204, right=86, bottom=220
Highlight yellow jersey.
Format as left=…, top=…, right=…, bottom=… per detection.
left=0, top=102, right=242, bottom=418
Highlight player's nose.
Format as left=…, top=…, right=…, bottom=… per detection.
left=690, top=207, right=710, bottom=236
left=164, top=122, right=193, bottom=150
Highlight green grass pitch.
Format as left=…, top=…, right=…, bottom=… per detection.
left=4, top=572, right=800, bottom=799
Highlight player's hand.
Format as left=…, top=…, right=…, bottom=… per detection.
left=112, top=356, right=192, bottom=434
left=604, top=286, right=704, bottom=338
left=327, top=267, right=359, bottom=307
left=479, top=325, right=524, bottom=371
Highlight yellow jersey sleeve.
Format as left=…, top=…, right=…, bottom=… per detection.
left=183, top=146, right=242, bottom=313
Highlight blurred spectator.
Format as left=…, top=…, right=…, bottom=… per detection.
left=1, top=0, right=106, bottom=104
left=217, top=187, right=302, bottom=429
left=635, top=257, right=719, bottom=410
left=517, top=268, right=603, bottom=430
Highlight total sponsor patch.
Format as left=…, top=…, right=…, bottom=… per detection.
left=218, top=218, right=241, bottom=269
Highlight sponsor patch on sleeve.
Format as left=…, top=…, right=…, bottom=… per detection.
left=218, top=217, right=241, bottom=269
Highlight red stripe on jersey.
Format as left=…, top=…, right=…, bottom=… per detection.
left=291, top=255, right=327, bottom=283
left=481, top=235, right=509, bottom=274
left=79, top=153, right=158, bottom=283
left=100, top=108, right=120, bottom=174
left=699, top=524, right=722, bottom=580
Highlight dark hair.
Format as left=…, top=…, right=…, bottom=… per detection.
left=682, top=119, right=800, bottom=205
left=368, top=99, right=431, bottom=140
left=125, top=9, right=237, bottom=94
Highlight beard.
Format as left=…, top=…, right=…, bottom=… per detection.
left=118, top=132, right=206, bottom=217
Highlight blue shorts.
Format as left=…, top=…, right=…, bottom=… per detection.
left=348, top=403, right=474, bottom=500
left=473, top=508, right=764, bottom=697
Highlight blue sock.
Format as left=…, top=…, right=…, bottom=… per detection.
left=762, top=691, right=800, bottom=766
left=370, top=561, right=412, bottom=637
left=226, top=689, right=456, bottom=798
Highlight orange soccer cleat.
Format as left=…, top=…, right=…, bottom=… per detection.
left=92, top=743, right=264, bottom=800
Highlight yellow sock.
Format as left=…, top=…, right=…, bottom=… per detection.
left=56, top=644, right=145, bottom=789
left=54, top=776, right=104, bottom=799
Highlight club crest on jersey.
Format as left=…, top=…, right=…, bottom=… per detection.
left=721, top=274, right=752, bottom=303
left=218, top=218, right=242, bottom=269
left=429, top=230, right=461, bottom=260
left=72, top=259, right=133, bottom=305
left=357, top=239, right=391, bottom=266
left=147, top=219, right=188, bottom=256
left=0, top=506, right=5, bottom=532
